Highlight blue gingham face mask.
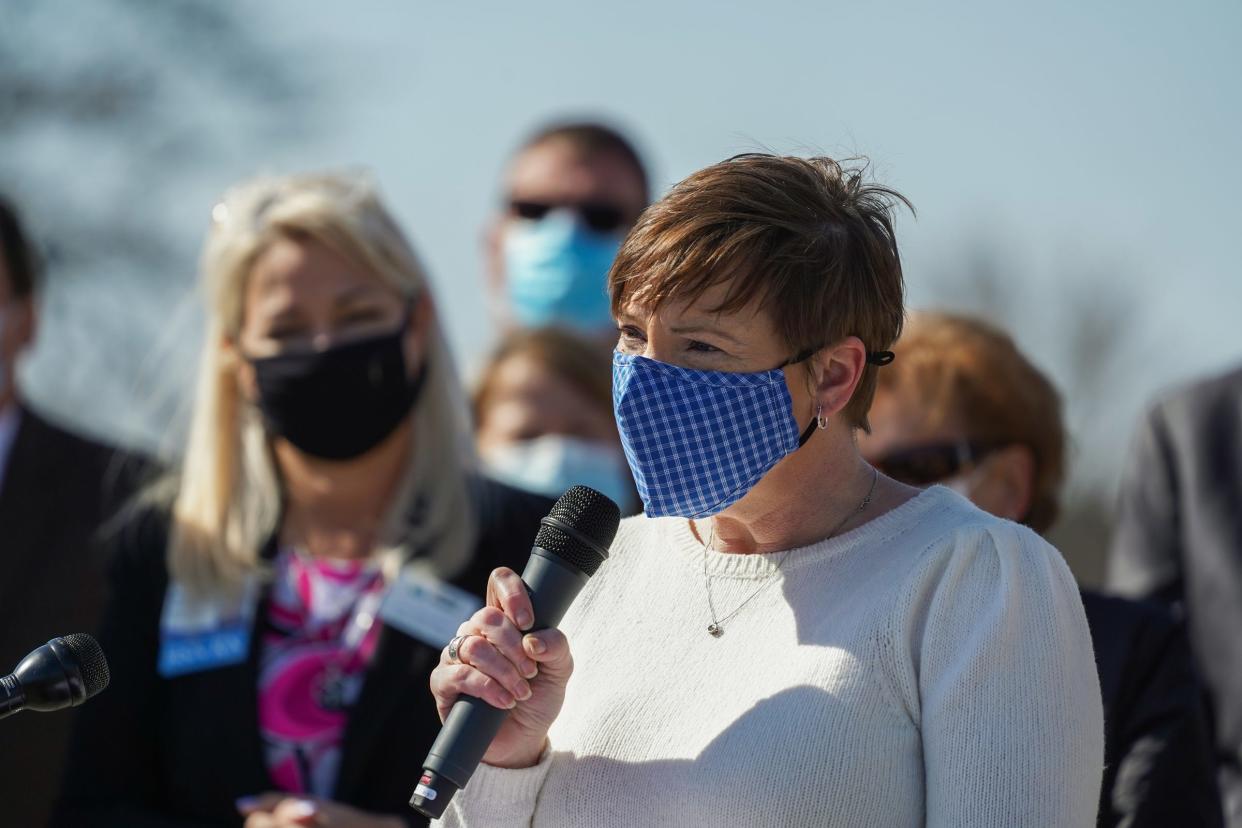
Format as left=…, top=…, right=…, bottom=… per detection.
left=612, top=351, right=818, bottom=519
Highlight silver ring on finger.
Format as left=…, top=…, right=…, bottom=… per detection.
left=446, top=634, right=471, bottom=665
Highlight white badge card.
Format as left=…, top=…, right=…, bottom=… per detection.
left=158, top=580, right=258, bottom=678
left=378, top=568, right=483, bottom=649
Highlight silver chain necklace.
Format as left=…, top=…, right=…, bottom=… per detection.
left=701, top=467, right=879, bottom=638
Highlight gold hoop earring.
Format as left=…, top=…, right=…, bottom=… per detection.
left=816, top=404, right=828, bottom=430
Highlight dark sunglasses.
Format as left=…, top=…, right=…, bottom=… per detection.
left=874, top=441, right=997, bottom=487
left=508, top=199, right=629, bottom=234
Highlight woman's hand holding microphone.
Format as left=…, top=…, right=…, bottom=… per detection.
left=429, top=566, right=575, bottom=770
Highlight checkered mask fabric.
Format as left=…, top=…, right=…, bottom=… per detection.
left=612, top=351, right=803, bottom=518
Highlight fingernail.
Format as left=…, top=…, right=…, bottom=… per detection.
left=525, top=635, right=546, bottom=655
left=235, top=796, right=260, bottom=812
left=289, top=800, right=317, bottom=818
left=522, top=660, right=538, bottom=678
left=516, top=680, right=532, bottom=700
left=517, top=610, right=533, bottom=630
left=501, top=693, right=517, bottom=708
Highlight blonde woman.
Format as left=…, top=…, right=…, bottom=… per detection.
left=55, top=174, right=552, bottom=828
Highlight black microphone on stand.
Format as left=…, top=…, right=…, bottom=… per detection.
left=410, top=485, right=620, bottom=819
left=0, top=634, right=110, bottom=720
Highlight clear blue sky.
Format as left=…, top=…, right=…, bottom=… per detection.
left=19, top=0, right=1242, bottom=488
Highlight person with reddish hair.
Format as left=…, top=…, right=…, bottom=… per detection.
left=859, top=310, right=1221, bottom=827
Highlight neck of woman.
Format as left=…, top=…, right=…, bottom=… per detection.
left=700, top=422, right=880, bottom=555
left=275, top=420, right=414, bottom=559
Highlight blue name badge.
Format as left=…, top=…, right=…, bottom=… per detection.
left=158, top=580, right=258, bottom=678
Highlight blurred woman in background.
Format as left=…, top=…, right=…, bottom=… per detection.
left=55, top=173, right=551, bottom=828
left=859, top=310, right=1222, bottom=828
left=472, top=325, right=637, bottom=514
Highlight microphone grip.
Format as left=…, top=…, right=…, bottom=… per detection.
left=412, top=548, right=589, bottom=818
left=1, top=674, right=23, bottom=720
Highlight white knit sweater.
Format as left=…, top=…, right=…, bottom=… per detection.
left=438, top=487, right=1104, bottom=827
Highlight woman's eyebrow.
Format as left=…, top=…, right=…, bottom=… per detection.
left=668, top=323, right=744, bottom=346
left=333, top=284, right=387, bottom=306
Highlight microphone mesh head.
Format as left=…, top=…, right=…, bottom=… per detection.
left=60, top=634, right=110, bottom=698
left=533, top=485, right=621, bottom=577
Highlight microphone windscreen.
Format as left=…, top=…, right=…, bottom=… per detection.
left=60, top=634, right=110, bottom=698
left=533, top=485, right=620, bottom=577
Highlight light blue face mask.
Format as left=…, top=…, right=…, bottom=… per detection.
left=502, top=211, right=622, bottom=333
left=483, top=434, right=634, bottom=511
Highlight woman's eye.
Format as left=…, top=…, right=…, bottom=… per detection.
left=267, top=326, right=305, bottom=341
left=618, top=325, right=646, bottom=342
left=340, top=308, right=384, bottom=325
left=687, top=340, right=721, bottom=353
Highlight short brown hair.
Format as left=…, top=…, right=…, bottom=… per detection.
left=473, top=325, right=615, bottom=431
left=608, top=154, right=909, bottom=430
left=518, top=121, right=649, bottom=205
left=879, top=312, right=1066, bottom=533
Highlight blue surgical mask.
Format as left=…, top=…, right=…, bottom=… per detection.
left=502, top=211, right=621, bottom=332
left=612, top=352, right=818, bottom=519
left=483, top=434, right=634, bottom=510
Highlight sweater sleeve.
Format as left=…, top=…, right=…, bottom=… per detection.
left=433, top=750, right=553, bottom=828
left=886, top=520, right=1105, bottom=827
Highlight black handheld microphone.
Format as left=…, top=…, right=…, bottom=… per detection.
left=410, top=485, right=620, bottom=819
left=0, top=634, right=110, bottom=720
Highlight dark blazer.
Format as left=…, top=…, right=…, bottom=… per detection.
left=1084, top=591, right=1222, bottom=827
left=0, top=405, right=145, bottom=828
left=53, top=477, right=553, bottom=828
left=1108, top=365, right=1242, bottom=826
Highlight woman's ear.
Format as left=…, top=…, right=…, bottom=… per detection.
left=221, top=335, right=258, bottom=404
left=813, top=336, right=868, bottom=417
left=404, top=292, right=435, bottom=371
left=972, top=445, right=1035, bottom=523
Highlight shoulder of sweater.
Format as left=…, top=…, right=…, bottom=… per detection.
left=872, top=489, right=1072, bottom=612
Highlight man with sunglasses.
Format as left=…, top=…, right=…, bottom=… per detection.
left=486, top=120, right=649, bottom=338
left=858, top=311, right=1222, bottom=828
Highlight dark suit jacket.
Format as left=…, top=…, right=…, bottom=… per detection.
left=1084, top=591, right=1222, bottom=826
left=0, top=405, right=145, bottom=828
left=52, top=477, right=553, bottom=828
left=1108, top=365, right=1242, bottom=826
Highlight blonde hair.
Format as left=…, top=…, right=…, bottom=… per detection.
left=171, top=172, right=476, bottom=593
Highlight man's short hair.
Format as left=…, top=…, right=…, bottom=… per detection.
left=879, top=312, right=1067, bottom=533
left=517, top=121, right=649, bottom=205
left=0, top=197, right=41, bottom=299
left=608, top=153, right=910, bottom=431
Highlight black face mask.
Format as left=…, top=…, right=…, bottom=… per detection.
left=249, top=326, right=427, bottom=461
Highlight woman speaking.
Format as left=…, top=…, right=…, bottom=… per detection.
left=430, top=155, right=1105, bottom=826
left=55, top=173, right=551, bottom=827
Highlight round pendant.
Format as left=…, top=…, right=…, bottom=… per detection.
left=707, top=623, right=723, bottom=638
